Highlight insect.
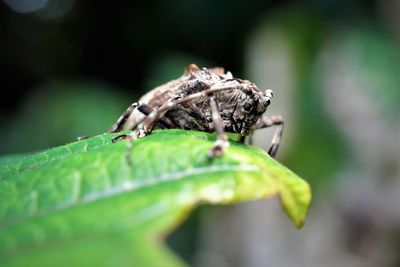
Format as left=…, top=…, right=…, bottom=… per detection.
left=110, top=64, right=284, bottom=159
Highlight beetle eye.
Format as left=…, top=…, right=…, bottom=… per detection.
left=243, top=102, right=252, bottom=111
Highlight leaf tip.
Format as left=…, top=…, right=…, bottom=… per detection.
left=279, top=175, right=312, bottom=229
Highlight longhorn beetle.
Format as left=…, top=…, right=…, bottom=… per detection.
left=110, top=64, right=284, bottom=159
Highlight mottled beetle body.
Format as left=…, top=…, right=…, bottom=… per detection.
left=110, top=64, right=283, bottom=158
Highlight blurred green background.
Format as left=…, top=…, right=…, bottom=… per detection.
left=1, top=0, right=399, bottom=266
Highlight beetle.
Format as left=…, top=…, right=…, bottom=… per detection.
left=110, top=64, right=284, bottom=158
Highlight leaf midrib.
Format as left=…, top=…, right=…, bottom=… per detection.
left=1, top=164, right=260, bottom=228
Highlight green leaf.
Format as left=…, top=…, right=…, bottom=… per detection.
left=0, top=129, right=311, bottom=267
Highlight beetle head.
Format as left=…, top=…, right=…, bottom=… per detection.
left=239, top=85, right=273, bottom=136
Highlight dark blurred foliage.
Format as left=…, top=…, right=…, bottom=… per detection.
left=1, top=0, right=399, bottom=266
left=0, top=0, right=277, bottom=113
left=0, top=0, right=380, bottom=114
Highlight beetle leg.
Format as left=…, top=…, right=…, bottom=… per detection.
left=111, top=128, right=145, bottom=166
left=110, top=103, right=174, bottom=165
left=207, top=94, right=229, bottom=158
left=140, top=84, right=246, bottom=134
left=140, top=92, right=230, bottom=157
left=140, top=100, right=178, bottom=134
left=240, top=130, right=255, bottom=145
left=109, top=102, right=140, bottom=133
left=136, top=104, right=176, bottom=129
left=110, top=102, right=177, bottom=134
left=254, top=115, right=284, bottom=157
left=77, top=102, right=140, bottom=140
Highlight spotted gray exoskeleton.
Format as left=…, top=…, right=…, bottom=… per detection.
left=110, top=64, right=284, bottom=159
